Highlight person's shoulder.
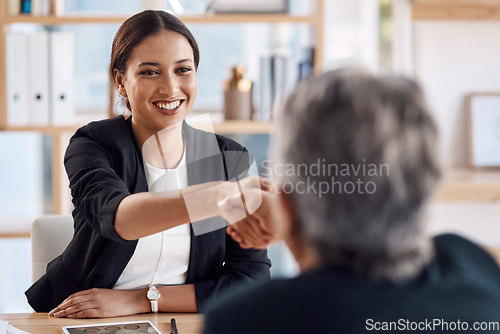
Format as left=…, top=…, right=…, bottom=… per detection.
left=66, top=116, right=136, bottom=159
left=203, top=271, right=341, bottom=334
left=434, top=233, right=488, bottom=255
left=72, top=116, right=135, bottom=149
left=206, top=278, right=283, bottom=311
left=433, top=233, right=500, bottom=273
left=203, top=279, right=288, bottom=333
left=75, top=116, right=128, bottom=139
left=207, top=267, right=333, bottom=312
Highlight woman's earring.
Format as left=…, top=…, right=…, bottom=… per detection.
left=115, top=91, right=129, bottom=115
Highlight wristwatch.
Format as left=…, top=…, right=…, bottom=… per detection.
left=147, top=286, right=160, bottom=313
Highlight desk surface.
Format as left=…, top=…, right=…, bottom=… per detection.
left=0, top=313, right=204, bottom=334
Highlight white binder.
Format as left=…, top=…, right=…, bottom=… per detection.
left=7, top=0, right=21, bottom=15
left=49, top=31, right=75, bottom=126
left=27, top=31, right=50, bottom=126
left=258, top=56, right=273, bottom=121
left=31, top=0, right=51, bottom=15
left=5, top=33, right=29, bottom=126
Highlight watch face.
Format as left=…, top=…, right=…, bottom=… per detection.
left=147, top=287, right=160, bottom=300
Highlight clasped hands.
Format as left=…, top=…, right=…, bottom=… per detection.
left=218, top=176, right=285, bottom=249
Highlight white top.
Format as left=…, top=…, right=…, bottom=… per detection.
left=114, top=151, right=191, bottom=290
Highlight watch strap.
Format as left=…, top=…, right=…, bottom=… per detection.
left=151, top=299, right=159, bottom=313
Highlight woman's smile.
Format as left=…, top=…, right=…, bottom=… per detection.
left=153, top=99, right=185, bottom=116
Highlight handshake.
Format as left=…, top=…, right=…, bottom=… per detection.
left=218, top=176, right=286, bottom=250
left=177, top=176, right=285, bottom=250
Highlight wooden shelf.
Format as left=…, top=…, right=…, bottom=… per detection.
left=412, top=0, right=500, bottom=21
left=0, top=217, right=32, bottom=238
left=1, top=125, right=79, bottom=134
left=3, top=13, right=319, bottom=25
left=211, top=120, right=272, bottom=134
left=1, top=120, right=272, bottom=135
left=434, top=168, right=500, bottom=202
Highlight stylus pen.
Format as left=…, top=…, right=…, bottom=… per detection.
left=170, top=317, right=178, bottom=334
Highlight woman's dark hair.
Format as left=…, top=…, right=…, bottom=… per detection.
left=109, top=10, right=200, bottom=85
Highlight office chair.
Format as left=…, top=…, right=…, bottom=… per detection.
left=31, top=215, right=73, bottom=283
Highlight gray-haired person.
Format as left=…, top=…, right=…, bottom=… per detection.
left=204, top=68, right=500, bottom=334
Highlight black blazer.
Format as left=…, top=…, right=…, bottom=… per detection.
left=25, top=116, right=270, bottom=312
left=204, top=235, right=500, bottom=334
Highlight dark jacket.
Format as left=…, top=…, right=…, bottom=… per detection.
left=204, top=234, right=500, bottom=334
left=26, top=116, right=270, bottom=311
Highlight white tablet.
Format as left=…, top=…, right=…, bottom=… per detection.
left=62, top=320, right=161, bottom=334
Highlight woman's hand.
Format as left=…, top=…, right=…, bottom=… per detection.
left=219, top=178, right=285, bottom=249
left=48, top=288, right=148, bottom=318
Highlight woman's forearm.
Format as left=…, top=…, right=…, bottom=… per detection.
left=115, top=192, right=190, bottom=240
left=49, top=285, right=197, bottom=318
left=114, top=181, right=233, bottom=240
left=158, top=284, right=197, bottom=313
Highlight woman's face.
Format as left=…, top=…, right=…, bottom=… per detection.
left=117, top=29, right=197, bottom=133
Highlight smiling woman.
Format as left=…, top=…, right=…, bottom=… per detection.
left=114, top=29, right=197, bottom=164
left=25, top=10, right=270, bottom=318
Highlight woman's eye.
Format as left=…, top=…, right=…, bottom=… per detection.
left=177, top=67, right=192, bottom=74
left=140, top=70, right=159, bottom=76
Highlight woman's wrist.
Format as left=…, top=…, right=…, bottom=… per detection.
left=133, top=288, right=151, bottom=314
left=181, top=178, right=259, bottom=223
left=181, top=181, right=231, bottom=222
